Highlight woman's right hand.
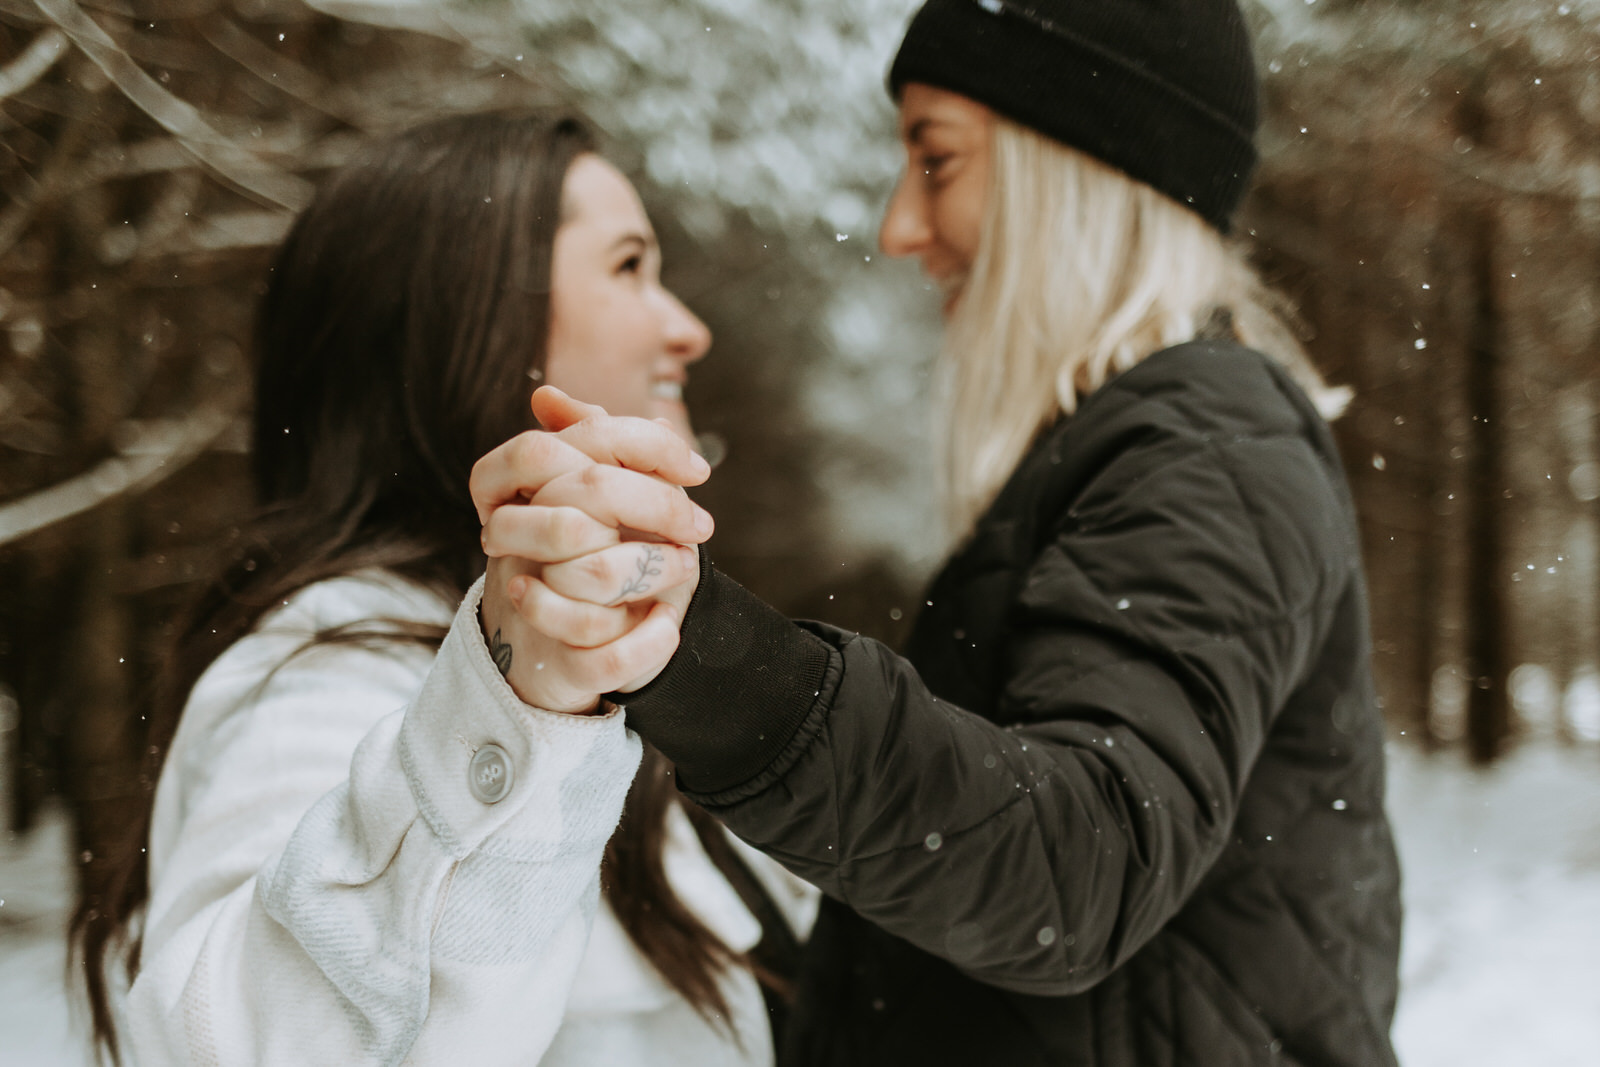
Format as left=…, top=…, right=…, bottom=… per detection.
left=471, top=392, right=712, bottom=713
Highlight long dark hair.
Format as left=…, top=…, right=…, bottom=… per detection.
left=72, top=110, right=744, bottom=1060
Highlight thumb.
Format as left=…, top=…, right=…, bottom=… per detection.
left=532, top=385, right=608, bottom=431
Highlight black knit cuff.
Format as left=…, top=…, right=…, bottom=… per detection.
left=609, top=557, right=834, bottom=795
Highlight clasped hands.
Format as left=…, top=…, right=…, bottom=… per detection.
left=473, top=387, right=713, bottom=714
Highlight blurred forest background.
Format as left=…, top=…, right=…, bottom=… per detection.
left=3, top=0, right=1600, bottom=1018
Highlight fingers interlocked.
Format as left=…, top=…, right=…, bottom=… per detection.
left=543, top=542, right=700, bottom=607
left=470, top=396, right=711, bottom=530
left=474, top=395, right=710, bottom=710
left=508, top=573, right=636, bottom=650
left=477, top=444, right=712, bottom=566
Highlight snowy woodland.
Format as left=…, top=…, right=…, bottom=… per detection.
left=2, top=0, right=1600, bottom=1061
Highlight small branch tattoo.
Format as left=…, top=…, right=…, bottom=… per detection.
left=490, top=628, right=513, bottom=676
left=611, top=546, right=665, bottom=605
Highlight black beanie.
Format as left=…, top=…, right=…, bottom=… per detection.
left=888, top=0, right=1259, bottom=233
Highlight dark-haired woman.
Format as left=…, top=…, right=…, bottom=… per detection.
left=481, top=1, right=1404, bottom=1064
left=73, top=112, right=816, bottom=1066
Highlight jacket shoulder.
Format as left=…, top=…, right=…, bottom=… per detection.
left=989, top=342, right=1342, bottom=540
left=254, top=569, right=454, bottom=638
left=185, top=571, right=450, bottom=743
left=968, top=341, right=1357, bottom=649
left=1084, top=340, right=1321, bottom=443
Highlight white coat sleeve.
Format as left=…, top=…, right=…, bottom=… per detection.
left=125, top=576, right=642, bottom=1066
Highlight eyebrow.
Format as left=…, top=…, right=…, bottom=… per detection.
left=905, top=117, right=956, bottom=144
left=606, top=232, right=654, bottom=255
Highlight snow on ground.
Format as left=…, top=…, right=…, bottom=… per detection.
left=1388, top=742, right=1600, bottom=1066
left=0, top=802, right=92, bottom=1066
left=2, top=741, right=1598, bottom=1065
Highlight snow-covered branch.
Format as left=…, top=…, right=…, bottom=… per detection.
left=0, top=27, right=65, bottom=99
left=0, top=399, right=243, bottom=547
left=32, top=0, right=313, bottom=211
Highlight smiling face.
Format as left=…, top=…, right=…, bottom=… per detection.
left=544, top=154, right=711, bottom=441
left=879, top=84, right=995, bottom=315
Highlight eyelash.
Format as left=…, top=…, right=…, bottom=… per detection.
left=619, top=254, right=643, bottom=275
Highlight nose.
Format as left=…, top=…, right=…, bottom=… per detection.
left=662, top=290, right=712, bottom=364
left=878, top=169, right=931, bottom=259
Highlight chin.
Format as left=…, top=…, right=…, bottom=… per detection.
left=936, top=275, right=969, bottom=318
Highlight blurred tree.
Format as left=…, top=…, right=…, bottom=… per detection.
left=1247, top=0, right=1600, bottom=759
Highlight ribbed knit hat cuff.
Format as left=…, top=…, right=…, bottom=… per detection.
left=888, top=0, right=1258, bottom=233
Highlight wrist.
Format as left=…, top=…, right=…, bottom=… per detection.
left=610, top=562, right=833, bottom=794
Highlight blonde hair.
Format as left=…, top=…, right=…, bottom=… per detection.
left=935, top=118, right=1347, bottom=535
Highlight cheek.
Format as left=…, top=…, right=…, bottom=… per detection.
left=932, top=180, right=986, bottom=267
left=934, top=203, right=979, bottom=267
left=543, top=288, right=660, bottom=414
left=551, top=282, right=624, bottom=358
left=545, top=290, right=613, bottom=394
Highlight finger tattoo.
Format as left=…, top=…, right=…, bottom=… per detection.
left=611, top=545, right=665, bottom=605
left=490, top=627, right=513, bottom=676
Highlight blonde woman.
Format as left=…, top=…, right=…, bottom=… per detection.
left=478, top=1, right=1402, bottom=1064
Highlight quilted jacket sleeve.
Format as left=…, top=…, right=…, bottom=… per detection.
left=619, top=390, right=1355, bottom=996
left=127, top=576, right=641, bottom=1065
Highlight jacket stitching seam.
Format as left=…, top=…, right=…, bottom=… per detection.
left=1051, top=520, right=1332, bottom=648
left=839, top=791, right=1032, bottom=867
left=1208, top=438, right=1293, bottom=613
left=1008, top=591, right=1331, bottom=699
left=1160, top=930, right=1280, bottom=1060
left=1258, top=867, right=1392, bottom=1048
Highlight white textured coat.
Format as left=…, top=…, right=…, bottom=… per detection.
left=125, top=572, right=817, bottom=1066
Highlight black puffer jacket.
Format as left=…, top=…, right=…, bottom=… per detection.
left=623, top=341, right=1402, bottom=1066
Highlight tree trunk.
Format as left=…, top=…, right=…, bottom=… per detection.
left=1463, top=204, right=1510, bottom=763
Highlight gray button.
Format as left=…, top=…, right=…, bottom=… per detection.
left=468, top=743, right=513, bottom=804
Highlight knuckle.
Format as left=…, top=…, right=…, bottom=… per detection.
left=533, top=469, right=575, bottom=505
left=617, top=417, right=655, bottom=450
left=572, top=604, right=621, bottom=647
left=516, top=582, right=553, bottom=631
left=577, top=551, right=615, bottom=586
left=513, top=430, right=557, bottom=472
left=553, top=507, right=600, bottom=553
left=594, top=643, right=629, bottom=682
left=569, top=609, right=603, bottom=647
